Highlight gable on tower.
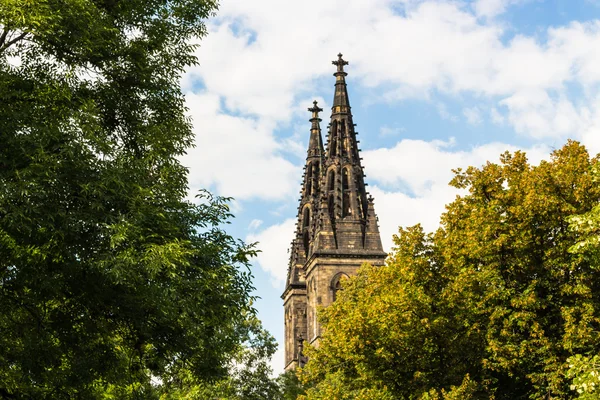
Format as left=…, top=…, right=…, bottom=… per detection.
left=282, top=54, right=387, bottom=371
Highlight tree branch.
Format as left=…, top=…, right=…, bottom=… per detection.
left=0, top=27, right=9, bottom=48
left=0, top=31, right=29, bottom=55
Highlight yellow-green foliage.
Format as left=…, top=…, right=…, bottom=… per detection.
left=301, top=141, right=600, bottom=399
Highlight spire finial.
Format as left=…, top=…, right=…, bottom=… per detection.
left=308, top=100, right=323, bottom=120
left=332, top=53, right=349, bottom=74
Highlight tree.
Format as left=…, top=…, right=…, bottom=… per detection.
left=300, top=141, right=600, bottom=399
left=277, top=370, right=308, bottom=400
left=565, top=163, right=600, bottom=399
left=0, top=0, right=265, bottom=398
left=160, top=316, right=281, bottom=400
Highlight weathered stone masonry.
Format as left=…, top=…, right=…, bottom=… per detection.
left=281, top=54, right=387, bottom=371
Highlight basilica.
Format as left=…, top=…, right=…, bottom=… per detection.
left=282, top=54, right=386, bottom=371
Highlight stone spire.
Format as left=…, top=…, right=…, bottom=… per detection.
left=331, top=53, right=351, bottom=114
left=307, top=100, right=325, bottom=159
left=310, top=54, right=384, bottom=254
left=283, top=55, right=386, bottom=371
left=285, top=101, right=325, bottom=287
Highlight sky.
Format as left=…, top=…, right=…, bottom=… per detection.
left=180, top=0, right=600, bottom=374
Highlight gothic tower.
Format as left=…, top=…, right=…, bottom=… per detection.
left=282, top=54, right=387, bottom=371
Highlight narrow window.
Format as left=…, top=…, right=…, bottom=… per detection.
left=313, top=164, right=320, bottom=192
left=302, top=208, right=310, bottom=253
left=303, top=208, right=310, bottom=229
left=305, top=164, right=313, bottom=195
left=341, top=121, right=347, bottom=157
left=342, top=169, right=351, bottom=217
left=330, top=121, right=337, bottom=157
left=343, top=193, right=351, bottom=217
left=342, top=168, right=349, bottom=191
left=328, top=170, right=335, bottom=191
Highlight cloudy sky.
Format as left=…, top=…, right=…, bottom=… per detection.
left=181, top=0, right=600, bottom=373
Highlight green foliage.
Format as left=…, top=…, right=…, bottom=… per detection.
left=568, top=164, right=600, bottom=264
left=0, top=0, right=273, bottom=398
left=277, top=370, right=308, bottom=400
left=159, top=316, right=281, bottom=400
left=566, top=354, right=600, bottom=399
left=301, top=141, right=600, bottom=399
left=565, top=164, right=600, bottom=399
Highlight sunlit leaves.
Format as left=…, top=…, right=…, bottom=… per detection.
left=302, top=141, right=600, bottom=399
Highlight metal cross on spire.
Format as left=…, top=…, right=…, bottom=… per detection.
left=332, top=53, right=349, bottom=73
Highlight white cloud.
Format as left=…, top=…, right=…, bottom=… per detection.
left=182, top=92, right=300, bottom=201
left=500, top=90, right=591, bottom=140
left=247, top=218, right=296, bottom=287
left=463, top=106, right=483, bottom=125
left=491, top=107, right=505, bottom=124
left=363, top=138, right=551, bottom=250
left=473, top=0, right=532, bottom=19
left=182, top=1, right=600, bottom=141
left=248, top=219, right=263, bottom=231
left=437, top=103, right=459, bottom=122
left=370, top=184, right=459, bottom=251
left=379, top=125, right=406, bottom=137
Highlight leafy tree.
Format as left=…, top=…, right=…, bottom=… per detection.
left=0, top=0, right=267, bottom=398
left=301, top=141, right=600, bottom=399
left=277, top=370, right=308, bottom=400
left=565, top=163, right=600, bottom=399
left=565, top=354, right=600, bottom=399
left=160, top=316, right=281, bottom=400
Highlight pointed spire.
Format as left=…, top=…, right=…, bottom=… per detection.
left=332, top=53, right=350, bottom=113
left=307, top=100, right=324, bottom=159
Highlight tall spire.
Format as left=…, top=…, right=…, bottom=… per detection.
left=332, top=53, right=350, bottom=114
left=313, top=53, right=384, bottom=253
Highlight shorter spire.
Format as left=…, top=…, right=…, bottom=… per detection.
left=306, top=100, right=324, bottom=160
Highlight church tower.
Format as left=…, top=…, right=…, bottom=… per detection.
left=282, top=54, right=387, bottom=371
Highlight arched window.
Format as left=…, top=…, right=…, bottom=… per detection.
left=303, top=207, right=310, bottom=228
left=331, top=273, right=350, bottom=302
left=328, top=169, right=335, bottom=191
left=342, top=168, right=349, bottom=191
left=305, top=163, right=312, bottom=196
left=328, top=194, right=335, bottom=220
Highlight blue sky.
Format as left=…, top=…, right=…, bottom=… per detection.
left=180, top=0, right=600, bottom=373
